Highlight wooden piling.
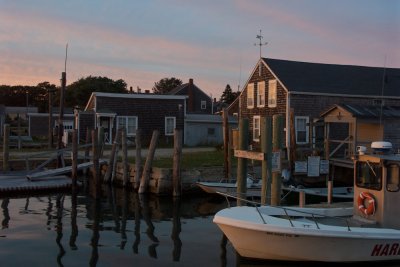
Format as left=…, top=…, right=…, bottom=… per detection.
left=327, top=180, right=333, bottom=204
left=71, top=129, right=78, bottom=187
left=271, top=114, right=284, bottom=206
left=121, top=128, right=129, bottom=187
left=237, top=118, right=248, bottom=206
left=172, top=129, right=183, bottom=197
left=138, top=130, right=159, bottom=194
left=134, top=129, right=142, bottom=190
left=104, top=129, right=121, bottom=183
left=2, top=124, right=10, bottom=172
left=98, top=127, right=105, bottom=157
left=48, top=89, right=53, bottom=149
left=85, top=127, right=91, bottom=161
left=260, top=117, right=272, bottom=205
left=92, top=128, right=100, bottom=197
left=228, top=127, right=233, bottom=181
left=299, top=190, right=306, bottom=207
left=222, top=109, right=229, bottom=179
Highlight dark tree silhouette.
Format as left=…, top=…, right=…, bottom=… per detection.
left=152, top=77, right=182, bottom=94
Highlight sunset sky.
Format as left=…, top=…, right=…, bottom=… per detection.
left=0, top=0, right=399, bottom=98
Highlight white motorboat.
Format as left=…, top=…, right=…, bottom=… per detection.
left=282, top=185, right=354, bottom=200
left=214, top=142, right=400, bottom=262
left=196, top=176, right=262, bottom=198
left=196, top=179, right=353, bottom=200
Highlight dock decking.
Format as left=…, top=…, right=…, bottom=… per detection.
left=0, top=174, right=73, bottom=193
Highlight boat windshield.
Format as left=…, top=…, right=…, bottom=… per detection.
left=386, top=162, right=400, bottom=192
left=355, top=160, right=382, bottom=190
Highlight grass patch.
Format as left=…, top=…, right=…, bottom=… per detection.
left=130, top=150, right=237, bottom=169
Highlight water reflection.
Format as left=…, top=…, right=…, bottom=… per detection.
left=1, top=198, right=9, bottom=229
left=0, top=187, right=240, bottom=266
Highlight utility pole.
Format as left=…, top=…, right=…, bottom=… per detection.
left=57, top=44, right=68, bottom=167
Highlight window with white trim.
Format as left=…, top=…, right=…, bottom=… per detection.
left=117, top=116, right=138, bottom=136
left=257, top=81, right=265, bottom=107
left=268, top=79, right=277, bottom=108
left=295, top=116, right=309, bottom=144
left=165, top=117, right=176, bottom=136
left=253, top=116, right=261, bottom=142
left=247, top=83, right=254, bottom=108
left=201, top=100, right=206, bottom=109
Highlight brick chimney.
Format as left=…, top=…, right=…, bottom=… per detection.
left=188, top=78, right=194, bottom=112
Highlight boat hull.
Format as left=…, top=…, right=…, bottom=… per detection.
left=214, top=206, right=400, bottom=262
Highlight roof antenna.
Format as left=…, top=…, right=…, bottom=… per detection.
left=379, top=55, right=387, bottom=132
left=254, top=29, right=268, bottom=59
left=254, top=30, right=267, bottom=76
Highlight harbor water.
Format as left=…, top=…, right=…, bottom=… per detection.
left=1, top=185, right=399, bottom=266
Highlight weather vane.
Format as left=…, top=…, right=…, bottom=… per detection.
left=254, top=29, right=268, bottom=58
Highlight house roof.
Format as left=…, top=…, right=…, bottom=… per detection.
left=84, top=92, right=187, bottom=111
left=168, top=79, right=211, bottom=100
left=263, top=58, right=400, bottom=97
left=320, top=104, right=400, bottom=119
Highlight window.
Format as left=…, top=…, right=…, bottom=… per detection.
left=247, top=83, right=254, bottom=108
left=165, top=117, right=176, bottom=136
left=268, top=79, right=277, bottom=108
left=117, top=116, right=138, bottom=136
left=386, top=163, right=400, bottom=192
left=295, top=116, right=309, bottom=144
left=257, top=81, right=265, bottom=107
left=253, top=116, right=261, bottom=142
left=356, top=161, right=382, bottom=191
left=201, top=100, right=207, bottom=110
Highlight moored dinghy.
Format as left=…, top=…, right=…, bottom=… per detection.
left=213, top=142, right=400, bottom=262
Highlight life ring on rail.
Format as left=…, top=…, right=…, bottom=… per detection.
left=357, top=192, right=376, bottom=216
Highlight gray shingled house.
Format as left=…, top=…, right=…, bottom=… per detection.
left=237, top=57, right=400, bottom=182
left=80, top=92, right=187, bottom=145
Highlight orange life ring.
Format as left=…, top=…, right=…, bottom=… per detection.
left=357, top=192, right=376, bottom=216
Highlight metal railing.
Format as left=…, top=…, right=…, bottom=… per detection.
left=217, top=191, right=352, bottom=231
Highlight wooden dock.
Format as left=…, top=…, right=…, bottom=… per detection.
left=0, top=174, right=73, bottom=193
left=26, top=160, right=107, bottom=180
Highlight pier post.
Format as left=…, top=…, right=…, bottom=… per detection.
left=71, top=129, right=78, bottom=187
left=173, top=129, right=183, bottom=197
left=327, top=180, right=333, bottom=204
left=92, top=128, right=100, bottom=197
left=138, top=130, right=159, bottom=194
left=271, top=114, right=284, bottom=206
left=237, top=118, right=248, bottom=206
left=134, top=129, right=142, bottom=190
left=261, top=117, right=272, bottom=205
left=2, top=124, right=10, bottom=172
left=222, top=109, right=229, bottom=179
left=121, top=128, right=129, bottom=187
left=104, top=129, right=121, bottom=183
left=299, top=190, right=306, bottom=207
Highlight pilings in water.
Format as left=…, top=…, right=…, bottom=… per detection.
left=271, top=114, right=284, bottom=206
left=139, top=130, right=159, bottom=194
left=2, top=124, right=10, bottom=172
left=236, top=118, right=249, bottom=206
left=172, top=129, right=183, bottom=197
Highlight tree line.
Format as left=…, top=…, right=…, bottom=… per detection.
left=0, top=76, right=240, bottom=112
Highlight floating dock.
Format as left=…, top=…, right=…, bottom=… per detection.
left=0, top=174, right=73, bottom=193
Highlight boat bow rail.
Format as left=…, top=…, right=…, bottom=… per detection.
left=216, top=191, right=353, bottom=231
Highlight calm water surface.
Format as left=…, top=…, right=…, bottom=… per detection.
left=1, top=186, right=399, bottom=267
